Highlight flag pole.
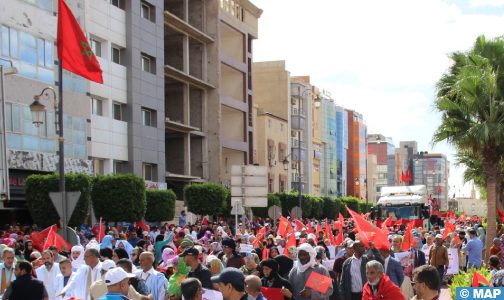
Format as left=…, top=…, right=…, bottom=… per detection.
left=58, top=60, right=67, bottom=241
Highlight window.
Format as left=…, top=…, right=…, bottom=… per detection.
left=4, top=103, right=22, bottom=133
left=23, top=0, right=53, bottom=12
left=92, top=98, right=103, bottom=116
left=279, top=179, right=285, bottom=193
left=141, top=107, right=156, bottom=127
left=90, top=38, right=101, bottom=57
left=111, top=45, right=124, bottom=65
left=113, top=102, right=126, bottom=121
left=141, top=53, right=155, bottom=74
left=113, top=160, right=126, bottom=173
left=268, top=177, right=274, bottom=193
left=268, top=119, right=272, bottom=128
left=111, top=0, right=125, bottom=9
left=143, top=163, right=156, bottom=181
left=141, top=1, right=155, bottom=22
left=94, top=159, right=105, bottom=175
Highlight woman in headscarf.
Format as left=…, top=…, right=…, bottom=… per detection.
left=155, top=232, right=175, bottom=265
left=131, top=246, right=143, bottom=267
left=23, top=240, right=34, bottom=262
left=113, top=248, right=129, bottom=263
left=241, top=252, right=260, bottom=276
left=260, top=259, right=293, bottom=300
left=274, top=254, right=294, bottom=279
left=115, top=239, right=134, bottom=258
left=70, top=245, right=85, bottom=271
left=160, top=247, right=177, bottom=269
left=209, top=242, right=222, bottom=256
left=100, top=235, right=114, bottom=250
left=206, top=255, right=224, bottom=276
left=167, top=256, right=190, bottom=300
left=269, top=246, right=280, bottom=259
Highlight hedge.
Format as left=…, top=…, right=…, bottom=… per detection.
left=145, top=189, right=176, bottom=222
left=92, top=173, right=146, bottom=222
left=25, top=173, right=92, bottom=227
left=185, top=183, right=229, bottom=216
left=322, top=197, right=342, bottom=220
left=340, top=196, right=360, bottom=217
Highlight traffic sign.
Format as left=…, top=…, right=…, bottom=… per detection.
left=231, top=187, right=268, bottom=197
left=268, top=205, right=282, bottom=220
left=231, top=176, right=267, bottom=186
left=49, top=191, right=81, bottom=220
left=231, top=165, right=268, bottom=208
left=231, top=165, right=268, bottom=176
left=231, top=199, right=245, bottom=215
left=291, top=206, right=303, bottom=218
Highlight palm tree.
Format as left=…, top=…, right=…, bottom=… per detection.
left=433, top=35, right=504, bottom=255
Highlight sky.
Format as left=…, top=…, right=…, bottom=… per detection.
left=251, top=0, right=504, bottom=198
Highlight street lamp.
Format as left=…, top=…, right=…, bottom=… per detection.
left=0, top=59, right=17, bottom=202
left=354, top=177, right=360, bottom=198
left=29, top=86, right=67, bottom=240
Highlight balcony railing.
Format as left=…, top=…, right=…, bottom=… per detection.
left=291, top=107, right=305, bottom=116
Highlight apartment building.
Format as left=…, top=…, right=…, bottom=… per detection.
left=252, top=60, right=291, bottom=192
left=0, top=0, right=93, bottom=222
left=164, top=0, right=262, bottom=197
left=395, top=141, right=417, bottom=185
left=346, top=110, right=367, bottom=199
left=335, top=105, right=348, bottom=196
left=367, top=133, right=395, bottom=200
left=413, top=151, right=449, bottom=209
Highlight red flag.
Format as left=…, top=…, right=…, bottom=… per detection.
left=57, top=0, right=103, bottom=83
left=498, top=208, right=504, bottom=222
left=457, top=213, right=467, bottom=223
left=253, top=227, right=266, bottom=248
left=333, top=221, right=342, bottom=230
left=347, top=207, right=390, bottom=250
left=262, top=247, right=270, bottom=260
left=294, top=218, right=305, bottom=231
left=305, top=271, right=332, bottom=294
left=261, top=288, right=284, bottom=300
left=384, top=215, right=394, bottom=227
left=402, top=221, right=413, bottom=251
left=339, top=213, right=345, bottom=225
left=31, top=225, right=58, bottom=251
left=136, top=220, right=150, bottom=232
left=316, top=223, right=323, bottom=237
left=448, top=209, right=456, bottom=221
left=324, top=220, right=335, bottom=245
left=202, top=217, right=209, bottom=226
left=43, top=226, right=72, bottom=252
left=277, top=216, right=292, bottom=238
left=443, top=219, right=455, bottom=240
left=406, top=167, right=412, bottom=182
left=97, top=218, right=104, bottom=243
left=401, top=171, right=406, bottom=183
left=437, top=185, right=443, bottom=194
left=283, top=232, right=296, bottom=255
left=334, top=228, right=343, bottom=245
left=306, top=220, right=313, bottom=234
left=472, top=271, right=490, bottom=287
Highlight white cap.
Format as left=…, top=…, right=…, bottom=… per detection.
left=105, top=267, right=135, bottom=286
left=102, top=259, right=116, bottom=271
left=435, top=234, right=443, bottom=239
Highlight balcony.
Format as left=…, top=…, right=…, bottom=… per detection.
left=291, top=107, right=306, bottom=116
left=291, top=139, right=306, bottom=149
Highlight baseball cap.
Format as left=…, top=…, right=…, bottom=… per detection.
left=102, top=259, right=116, bottom=271
left=181, top=247, right=199, bottom=257
left=435, top=234, right=443, bottom=239
left=211, top=268, right=245, bottom=290
left=105, top=267, right=135, bottom=286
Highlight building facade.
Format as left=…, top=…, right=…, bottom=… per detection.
left=0, top=0, right=93, bottom=222
left=335, top=105, right=348, bottom=196
left=395, top=141, right=417, bottom=185
left=346, top=110, right=367, bottom=199
left=367, top=134, right=395, bottom=200
left=320, top=98, right=337, bottom=196
left=413, top=152, right=449, bottom=209
left=367, top=153, right=378, bottom=203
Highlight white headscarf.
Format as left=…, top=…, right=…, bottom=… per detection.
left=71, top=245, right=85, bottom=270
left=217, top=226, right=229, bottom=239
left=86, top=240, right=100, bottom=251
left=297, top=243, right=316, bottom=273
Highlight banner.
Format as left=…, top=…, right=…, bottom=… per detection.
left=239, top=244, right=254, bottom=253
left=422, top=248, right=459, bottom=274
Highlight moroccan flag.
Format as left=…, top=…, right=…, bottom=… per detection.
left=333, top=221, right=342, bottom=230
left=347, top=207, right=390, bottom=250
left=443, top=218, right=455, bottom=240
left=277, top=216, right=292, bottom=238
left=316, top=223, right=323, bottom=238
left=202, top=217, right=209, bottom=226
left=401, top=171, right=406, bottom=183
left=457, top=213, right=467, bottom=223
left=306, top=220, right=313, bottom=234
left=253, top=227, right=266, bottom=248
left=283, top=232, right=296, bottom=255
left=384, top=215, right=394, bottom=227
left=472, top=271, right=490, bottom=287
left=57, top=0, right=103, bottom=83
left=334, top=228, right=343, bottom=245
left=262, top=247, right=270, bottom=261
left=498, top=208, right=504, bottom=222
left=31, top=225, right=58, bottom=251
left=261, top=288, right=283, bottom=300
left=324, top=220, right=335, bottom=245
left=97, top=217, right=104, bottom=243
left=305, top=271, right=332, bottom=294
left=339, top=213, right=345, bottom=228
left=43, top=226, right=72, bottom=252
left=402, top=221, right=413, bottom=251
left=406, top=167, right=412, bottom=182
left=136, top=220, right=150, bottom=232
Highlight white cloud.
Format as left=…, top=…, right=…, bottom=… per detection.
left=251, top=0, right=502, bottom=196
left=469, top=0, right=504, bottom=7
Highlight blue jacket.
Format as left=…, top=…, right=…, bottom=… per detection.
left=385, top=257, right=404, bottom=287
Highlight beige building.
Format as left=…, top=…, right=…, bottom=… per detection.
left=367, top=154, right=378, bottom=203
left=252, top=61, right=291, bottom=191
left=311, top=86, right=322, bottom=196
left=255, top=109, right=289, bottom=193
left=164, top=0, right=262, bottom=198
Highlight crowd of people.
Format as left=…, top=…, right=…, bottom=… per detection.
left=0, top=211, right=503, bottom=300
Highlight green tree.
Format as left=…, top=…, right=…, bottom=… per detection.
left=25, top=173, right=92, bottom=227
left=184, top=183, right=229, bottom=216
left=92, top=173, right=146, bottom=222
left=433, top=35, right=504, bottom=253
left=145, top=189, right=176, bottom=222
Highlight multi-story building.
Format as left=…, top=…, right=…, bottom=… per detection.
left=320, top=98, right=337, bottom=196
left=335, top=105, right=348, bottom=196
left=367, top=134, right=395, bottom=200
left=346, top=110, right=367, bottom=199
left=395, top=141, right=417, bottom=185
left=367, top=153, right=378, bottom=203
left=0, top=0, right=93, bottom=222
left=164, top=0, right=262, bottom=198
left=311, top=86, right=322, bottom=196
left=255, top=108, right=288, bottom=193
left=252, top=60, right=291, bottom=191
left=413, top=151, right=449, bottom=209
